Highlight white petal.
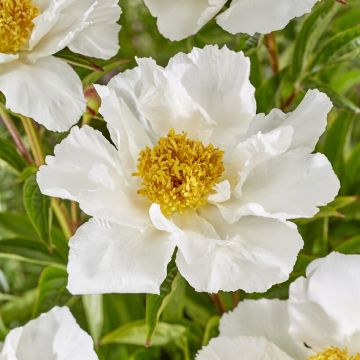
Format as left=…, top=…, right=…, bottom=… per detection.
left=68, top=0, right=121, bottom=59
left=37, top=126, right=150, bottom=229
left=223, top=150, right=339, bottom=221
left=220, top=299, right=309, bottom=359
left=160, top=206, right=303, bottom=293
left=28, top=0, right=96, bottom=60
left=247, top=90, right=333, bottom=152
left=0, top=54, right=18, bottom=64
left=289, top=252, right=360, bottom=354
left=94, top=84, right=152, bottom=169
left=0, top=56, right=85, bottom=132
left=217, top=0, right=318, bottom=35
left=226, top=126, right=293, bottom=196
left=67, top=218, right=175, bottom=295
left=144, top=0, right=227, bottom=41
left=105, top=57, right=213, bottom=141
left=196, top=336, right=294, bottom=360
left=0, top=307, right=98, bottom=360
left=168, top=45, right=256, bottom=148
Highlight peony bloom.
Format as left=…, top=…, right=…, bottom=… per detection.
left=0, top=0, right=121, bottom=131
left=197, top=252, right=360, bottom=359
left=143, top=0, right=319, bottom=41
left=37, top=45, right=339, bottom=295
left=0, top=306, right=98, bottom=360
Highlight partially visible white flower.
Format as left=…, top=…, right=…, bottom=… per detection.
left=37, top=45, right=339, bottom=295
left=143, top=0, right=319, bottom=41
left=0, top=0, right=121, bottom=131
left=0, top=306, right=98, bottom=360
left=289, top=252, right=360, bottom=357
left=196, top=336, right=293, bottom=360
left=197, top=252, right=360, bottom=359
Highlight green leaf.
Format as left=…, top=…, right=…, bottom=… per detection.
left=322, top=112, right=353, bottom=175
left=291, top=1, right=338, bottom=79
left=0, top=138, right=26, bottom=172
left=33, top=266, right=68, bottom=317
left=0, top=212, right=38, bottom=240
left=0, top=289, right=37, bottom=325
left=83, top=294, right=104, bottom=343
left=101, top=321, right=186, bottom=347
left=335, top=235, right=360, bottom=254
left=343, top=143, right=360, bottom=193
left=23, top=175, right=52, bottom=245
left=311, top=26, right=360, bottom=68
left=145, top=261, right=179, bottom=345
left=305, top=78, right=360, bottom=114
left=82, top=59, right=129, bottom=86
left=202, top=316, right=220, bottom=346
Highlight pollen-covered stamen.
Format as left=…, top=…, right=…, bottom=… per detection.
left=308, top=347, right=360, bottom=360
left=0, top=0, right=40, bottom=54
left=133, top=129, right=225, bottom=216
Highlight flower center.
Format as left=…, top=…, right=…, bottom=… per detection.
left=308, top=347, right=360, bottom=360
left=133, top=129, right=224, bottom=216
left=0, top=0, right=40, bottom=54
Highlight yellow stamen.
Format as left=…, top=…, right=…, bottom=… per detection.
left=0, top=0, right=40, bottom=54
left=308, top=347, right=360, bottom=360
left=133, top=129, right=224, bottom=216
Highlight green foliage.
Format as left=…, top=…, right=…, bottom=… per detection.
left=0, top=0, right=359, bottom=358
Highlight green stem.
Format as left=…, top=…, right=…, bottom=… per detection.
left=20, top=116, right=44, bottom=166
left=52, top=199, right=73, bottom=240
left=0, top=105, right=33, bottom=164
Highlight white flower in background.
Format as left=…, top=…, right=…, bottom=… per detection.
left=0, top=0, right=121, bottom=131
left=143, top=0, right=319, bottom=41
left=0, top=306, right=98, bottom=360
left=197, top=252, right=360, bottom=359
left=37, top=45, right=339, bottom=295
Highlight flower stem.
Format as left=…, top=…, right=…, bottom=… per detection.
left=20, top=116, right=44, bottom=166
left=20, top=116, right=73, bottom=239
left=52, top=199, right=73, bottom=240
left=210, top=293, right=226, bottom=314
left=265, top=33, right=279, bottom=74
left=0, top=105, right=33, bottom=164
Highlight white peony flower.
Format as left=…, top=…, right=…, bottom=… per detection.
left=0, top=306, right=98, bottom=360
left=37, top=45, right=339, bottom=295
left=289, top=252, right=360, bottom=359
left=0, top=0, right=121, bottom=131
left=143, top=0, right=319, bottom=41
left=197, top=252, right=360, bottom=359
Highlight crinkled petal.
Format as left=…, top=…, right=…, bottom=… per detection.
left=168, top=45, right=256, bottom=148
left=247, top=90, right=332, bottom=152
left=0, top=307, right=98, bottom=360
left=151, top=205, right=303, bottom=293
left=196, top=336, right=294, bottom=360
left=94, top=84, right=152, bottom=170
left=144, top=0, right=227, bottom=41
left=219, top=149, right=339, bottom=222
left=68, top=0, right=121, bottom=59
left=226, top=126, right=293, bottom=195
left=105, top=57, right=213, bottom=141
left=289, top=252, right=360, bottom=354
left=28, top=0, right=96, bottom=60
left=0, top=56, right=85, bottom=132
left=217, top=0, right=318, bottom=35
left=37, top=126, right=150, bottom=229
left=67, top=218, right=175, bottom=295
left=220, top=299, right=309, bottom=359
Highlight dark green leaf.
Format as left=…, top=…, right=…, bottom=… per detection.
left=145, top=260, right=179, bottom=345
left=0, top=138, right=26, bottom=172
left=23, top=175, right=52, bottom=245
left=101, top=321, right=186, bottom=347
